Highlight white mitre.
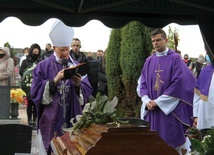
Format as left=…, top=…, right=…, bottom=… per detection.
left=49, top=19, right=74, bottom=46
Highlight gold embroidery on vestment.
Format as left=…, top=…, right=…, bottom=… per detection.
left=194, top=88, right=208, bottom=101
left=154, top=64, right=164, bottom=91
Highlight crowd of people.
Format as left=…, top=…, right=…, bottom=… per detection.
left=183, top=53, right=210, bottom=79
left=0, top=21, right=213, bottom=155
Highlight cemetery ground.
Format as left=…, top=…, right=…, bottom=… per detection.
left=19, top=104, right=39, bottom=155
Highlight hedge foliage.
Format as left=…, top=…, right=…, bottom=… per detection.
left=106, top=21, right=153, bottom=117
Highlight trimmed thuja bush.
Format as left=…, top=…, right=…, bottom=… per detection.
left=106, top=29, right=125, bottom=102
left=119, top=21, right=153, bottom=117
left=106, top=21, right=153, bottom=117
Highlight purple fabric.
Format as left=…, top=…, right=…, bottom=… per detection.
left=195, top=64, right=214, bottom=97
left=139, top=50, right=196, bottom=148
left=30, top=55, right=93, bottom=151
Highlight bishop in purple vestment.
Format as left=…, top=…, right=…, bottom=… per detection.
left=30, top=20, right=93, bottom=154
left=137, top=29, right=196, bottom=153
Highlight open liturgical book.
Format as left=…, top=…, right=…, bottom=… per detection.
left=64, top=63, right=87, bottom=79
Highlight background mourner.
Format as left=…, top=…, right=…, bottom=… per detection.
left=0, top=47, right=15, bottom=85
left=192, top=54, right=206, bottom=79
left=19, top=47, right=29, bottom=66
left=183, top=54, right=192, bottom=67
left=41, top=43, right=54, bottom=60
left=96, top=49, right=108, bottom=96
left=19, top=43, right=42, bottom=129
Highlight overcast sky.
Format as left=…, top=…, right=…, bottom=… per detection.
left=163, top=23, right=205, bottom=58
left=0, top=17, right=111, bottom=52
left=0, top=17, right=205, bottom=57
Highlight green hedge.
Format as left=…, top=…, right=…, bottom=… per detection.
left=106, top=21, right=153, bottom=117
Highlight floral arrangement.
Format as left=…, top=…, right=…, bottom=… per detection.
left=187, top=127, right=200, bottom=140
left=21, top=63, right=36, bottom=96
left=68, top=92, right=124, bottom=132
left=10, top=88, right=26, bottom=104
left=190, top=128, right=214, bottom=155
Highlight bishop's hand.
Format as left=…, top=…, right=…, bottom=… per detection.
left=54, top=69, right=64, bottom=84
left=71, top=73, right=81, bottom=87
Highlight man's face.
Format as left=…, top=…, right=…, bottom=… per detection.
left=97, top=52, right=104, bottom=57
left=71, top=40, right=81, bottom=53
left=87, top=52, right=93, bottom=57
left=53, top=46, right=70, bottom=59
left=184, top=55, right=189, bottom=59
left=151, top=34, right=167, bottom=52
left=45, top=44, right=51, bottom=51
left=24, top=49, right=29, bottom=55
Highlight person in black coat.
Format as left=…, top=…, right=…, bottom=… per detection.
left=19, top=43, right=41, bottom=129
left=96, top=50, right=108, bottom=96
left=41, top=43, right=54, bottom=60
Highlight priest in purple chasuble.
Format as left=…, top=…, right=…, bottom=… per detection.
left=30, top=20, right=93, bottom=154
left=193, top=64, right=214, bottom=140
left=137, top=29, right=196, bottom=154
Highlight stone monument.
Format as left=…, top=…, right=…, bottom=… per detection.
left=0, top=77, right=19, bottom=119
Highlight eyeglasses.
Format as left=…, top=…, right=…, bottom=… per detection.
left=152, top=39, right=163, bottom=43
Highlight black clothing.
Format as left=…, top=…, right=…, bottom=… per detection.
left=0, top=54, right=5, bottom=58
left=27, top=100, right=37, bottom=122
left=19, top=43, right=41, bottom=127
left=183, top=59, right=192, bottom=67
left=195, top=61, right=204, bottom=78
left=70, top=50, right=92, bottom=78
left=87, top=56, right=96, bottom=61
left=70, top=50, right=88, bottom=63
left=19, top=55, right=41, bottom=76
left=86, top=56, right=108, bottom=96
left=41, top=50, right=54, bottom=60
left=97, top=58, right=108, bottom=96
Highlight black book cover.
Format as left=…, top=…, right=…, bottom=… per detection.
left=64, top=63, right=87, bottom=79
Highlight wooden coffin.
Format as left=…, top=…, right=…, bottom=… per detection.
left=86, top=125, right=178, bottom=155
left=51, top=119, right=178, bottom=155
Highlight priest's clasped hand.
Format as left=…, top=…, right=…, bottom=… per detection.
left=146, top=100, right=157, bottom=110
left=193, top=117, right=198, bottom=128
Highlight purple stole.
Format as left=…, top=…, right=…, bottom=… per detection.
left=194, top=64, right=214, bottom=101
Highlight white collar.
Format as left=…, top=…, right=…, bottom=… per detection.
left=156, top=48, right=169, bottom=57
left=54, top=52, right=62, bottom=64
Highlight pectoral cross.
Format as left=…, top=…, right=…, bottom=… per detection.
left=57, top=85, right=64, bottom=94
left=154, top=64, right=164, bottom=91
left=58, top=85, right=70, bottom=95
left=64, top=86, right=70, bottom=93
